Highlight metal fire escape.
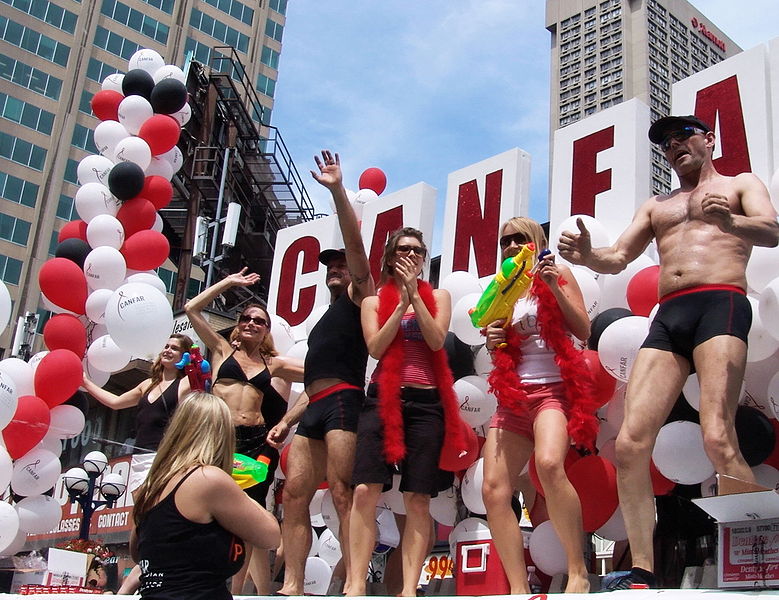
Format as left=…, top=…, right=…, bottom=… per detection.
left=162, top=46, right=315, bottom=312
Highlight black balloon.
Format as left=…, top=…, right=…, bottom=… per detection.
left=65, top=390, right=90, bottom=415
left=55, top=238, right=92, bottom=268
left=735, top=405, right=776, bottom=466
left=588, top=307, right=633, bottom=350
left=108, top=161, right=145, bottom=200
left=122, top=68, right=155, bottom=99
left=150, top=79, right=188, bottom=114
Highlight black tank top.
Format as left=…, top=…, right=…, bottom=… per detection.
left=137, top=467, right=245, bottom=600
left=134, top=379, right=181, bottom=452
left=304, top=292, right=368, bottom=388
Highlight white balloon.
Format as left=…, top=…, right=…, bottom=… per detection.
left=87, top=335, right=132, bottom=373
left=83, top=357, right=111, bottom=387
left=461, top=458, right=486, bottom=514
left=303, top=556, right=332, bottom=596
left=597, top=316, right=650, bottom=382
left=0, top=502, right=20, bottom=552
left=747, top=247, right=779, bottom=294
left=15, top=495, right=62, bottom=534
left=104, top=283, right=173, bottom=357
left=429, top=486, right=458, bottom=526
left=595, top=505, right=628, bottom=541
left=652, top=421, right=714, bottom=485
left=87, top=214, right=125, bottom=250
left=285, top=340, right=308, bottom=361
left=747, top=296, right=779, bottom=363
left=75, top=182, right=119, bottom=223
left=93, top=121, right=130, bottom=159
left=759, top=277, right=779, bottom=342
left=11, top=448, right=62, bottom=496
left=684, top=374, right=745, bottom=412
left=84, top=246, right=127, bottom=291
left=118, top=95, right=154, bottom=135
left=267, top=314, right=296, bottom=355
left=317, top=528, right=342, bottom=567
left=451, top=293, right=485, bottom=346
left=599, top=254, right=656, bottom=311
left=152, top=64, right=186, bottom=84
left=77, top=155, right=113, bottom=186
left=28, top=351, right=49, bottom=375
left=145, top=156, right=174, bottom=180
left=0, top=280, right=11, bottom=334
left=125, top=273, right=167, bottom=295
left=86, top=288, right=114, bottom=324
left=473, top=345, right=492, bottom=377
left=753, top=464, right=779, bottom=489
left=350, top=188, right=378, bottom=220
left=49, top=405, right=86, bottom=439
left=454, top=375, right=496, bottom=428
left=375, top=506, right=400, bottom=550
left=0, top=369, right=18, bottom=430
left=440, top=271, right=483, bottom=312
left=379, top=474, right=405, bottom=515
left=0, top=446, right=12, bottom=492
left=529, top=520, right=568, bottom=575
left=36, top=429, right=63, bottom=455
left=320, top=489, right=340, bottom=535
left=305, top=304, right=330, bottom=338
left=570, top=266, right=601, bottom=319
left=128, top=48, right=165, bottom=75
left=101, top=73, right=124, bottom=93
left=113, top=136, right=152, bottom=170
left=308, top=528, right=321, bottom=556
left=169, top=103, right=191, bottom=127
left=159, top=146, right=183, bottom=172
left=0, top=358, right=34, bottom=397
left=448, top=516, right=490, bottom=557
left=151, top=213, right=164, bottom=233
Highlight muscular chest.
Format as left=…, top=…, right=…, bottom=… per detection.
left=651, top=188, right=740, bottom=235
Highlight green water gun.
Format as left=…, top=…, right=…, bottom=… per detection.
left=231, top=453, right=269, bottom=489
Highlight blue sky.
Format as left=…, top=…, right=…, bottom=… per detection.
left=271, top=1, right=778, bottom=253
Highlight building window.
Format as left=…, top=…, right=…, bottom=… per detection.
left=0, top=213, right=31, bottom=246
left=0, top=254, right=22, bottom=285
left=93, top=25, right=142, bottom=60
left=269, top=0, right=286, bottom=15
left=0, top=92, right=55, bottom=134
left=71, top=123, right=98, bottom=153
left=79, top=89, right=92, bottom=114
left=0, top=172, right=38, bottom=207
left=200, top=0, right=253, bottom=25
left=189, top=8, right=249, bottom=53
left=256, top=73, right=275, bottom=97
left=0, top=16, right=71, bottom=66
left=101, top=0, right=169, bottom=44
left=86, top=57, right=120, bottom=84
left=1, top=0, right=78, bottom=33
left=56, top=193, right=76, bottom=220
left=0, top=55, right=62, bottom=100
left=64, top=158, right=78, bottom=184
left=156, top=267, right=176, bottom=293
left=260, top=45, right=279, bottom=70
left=0, top=132, right=47, bottom=171
left=265, top=18, right=283, bottom=42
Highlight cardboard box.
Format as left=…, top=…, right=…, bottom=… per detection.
left=692, top=478, right=779, bottom=589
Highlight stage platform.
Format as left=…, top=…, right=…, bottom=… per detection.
left=1, top=592, right=779, bottom=598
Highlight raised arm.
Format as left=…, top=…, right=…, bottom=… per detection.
left=269, top=355, right=304, bottom=383
left=558, top=204, right=654, bottom=274
left=311, top=150, right=375, bottom=303
left=184, top=269, right=258, bottom=360
left=82, top=375, right=146, bottom=410
left=702, top=173, right=779, bottom=247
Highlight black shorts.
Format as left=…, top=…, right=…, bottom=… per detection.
left=235, top=424, right=279, bottom=508
left=352, top=385, right=445, bottom=497
left=641, top=287, right=751, bottom=371
left=296, top=387, right=364, bottom=440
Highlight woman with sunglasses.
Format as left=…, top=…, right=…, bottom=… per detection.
left=185, top=268, right=303, bottom=594
left=348, top=227, right=465, bottom=597
left=481, top=217, right=598, bottom=594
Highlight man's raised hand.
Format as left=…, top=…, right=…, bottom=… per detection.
left=557, top=217, right=592, bottom=265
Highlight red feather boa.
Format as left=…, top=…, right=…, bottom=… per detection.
left=487, top=278, right=599, bottom=451
left=375, top=280, right=466, bottom=465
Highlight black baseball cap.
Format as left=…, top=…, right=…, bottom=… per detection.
left=318, top=248, right=346, bottom=265
left=648, top=115, right=713, bottom=144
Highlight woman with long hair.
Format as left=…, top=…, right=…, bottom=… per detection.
left=131, top=392, right=280, bottom=600
left=348, top=227, right=464, bottom=597
left=82, top=333, right=194, bottom=491
left=184, top=270, right=302, bottom=594
left=481, top=217, right=598, bottom=594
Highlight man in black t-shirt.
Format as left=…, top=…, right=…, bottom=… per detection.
left=268, top=150, right=375, bottom=596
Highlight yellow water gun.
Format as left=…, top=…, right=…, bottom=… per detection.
left=469, top=244, right=550, bottom=329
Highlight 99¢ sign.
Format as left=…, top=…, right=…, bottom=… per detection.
left=420, top=553, right=453, bottom=584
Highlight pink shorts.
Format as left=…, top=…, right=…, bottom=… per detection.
left=489, top=381, right=569, bottom=441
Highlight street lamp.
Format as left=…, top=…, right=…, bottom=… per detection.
left=63, top=451, right=127, bottom=540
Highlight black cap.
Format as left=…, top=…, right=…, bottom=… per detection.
left=648, top=115, right=713, bottom=144
left=318, top=248, right=346, bottom=265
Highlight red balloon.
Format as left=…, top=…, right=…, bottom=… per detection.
left=34, top=349, right=84, bottom=408
left=439, top=421, right=478, bottom=471
left=43, top=314, right=87, bottom=358
left=529, top=446, right=581, bottom=497
left=117, top=197, right=157, bottom=238
left=2, top=395, right=51, bottom=459
left=581, top=349, right=617, bottom=408
left=90, top=90, right=124, bottom=121
left=358, top=167, right=387, bottom=195
left=138, top=114, right=181, bottom=156
left=627, top=265, right=660, bottom=317
left=58, top=220, right=88, bottom=243
left=38, top=257, right=88, bottom=314
left=142, top=176, right=173, bottom=210
left=567, top=455, right=619, bottom=531
left=121, top=230, right=170, bottom=270
left=649, top=459, right=675, bottom=496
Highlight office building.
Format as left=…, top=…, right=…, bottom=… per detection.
left=546, top=0, right=742, bottom=194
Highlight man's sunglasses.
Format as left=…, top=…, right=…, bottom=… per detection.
left=238, top=314, right=269, bottom=327
left=658, top=126, right=706, bottom=152
left=499, top=233, right=530, bottom=249
left=396, top=244, right=426, bottom=257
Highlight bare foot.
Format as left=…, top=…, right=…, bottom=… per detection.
left=565, top=573, right=591, bottom=594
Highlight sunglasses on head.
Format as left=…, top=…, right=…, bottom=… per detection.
left=396, top=244, right=426, bottom=257
left=238, top=314, right=269, bottom=327
left=499, top=233, right=530, bottom=249
left=658, top=126, right=706, bottom=152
